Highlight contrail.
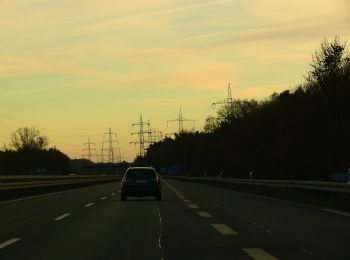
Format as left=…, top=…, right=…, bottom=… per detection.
left=98, top=0, right=232, bottom=25
left=169, top=31, right=232, bottom=44
left=48, top=0, right=233, bottom=38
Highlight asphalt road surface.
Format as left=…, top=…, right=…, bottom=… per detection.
left=0, top=179, right=349, bottom=260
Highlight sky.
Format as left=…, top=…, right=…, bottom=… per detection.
left=0, top=0, right=349, bottom=162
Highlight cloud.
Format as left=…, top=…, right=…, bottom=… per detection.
left=0, top=60, right=53, bottom=78
left=45, top=0, right=233, bottom=38
left=168, top=31, right=233, bottom=44
left=0, top=87, right=66, bottom=98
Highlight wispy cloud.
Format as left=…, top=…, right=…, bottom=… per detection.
left=46, top=0, right=233, bottom=38
left=0, top=87, right=66, bottom=98
left=168, top=30, right=233, bottom=44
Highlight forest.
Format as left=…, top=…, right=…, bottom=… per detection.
left=0, top=127, right=70, bottom=175
left=141, top=38, right=350, bottom=181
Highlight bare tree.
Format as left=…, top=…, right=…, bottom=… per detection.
left=306, top=37, right=350, bottom=94
left=10, top=127, right=49, bottom=151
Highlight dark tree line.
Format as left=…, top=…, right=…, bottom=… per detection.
left=141, top=38, right=350, bottom=181
left=0, top=127, right=70, bottom=175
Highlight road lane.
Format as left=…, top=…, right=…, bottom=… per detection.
left=0, top=182, right=161, bottom=260
left=0, top=178, right=348, bottom=259
left=165, top=179, right=350, bottom=259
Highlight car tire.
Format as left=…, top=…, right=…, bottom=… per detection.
left=121, top=194, right=127, bottom=201
left=155, top=194, right=161, bottom=201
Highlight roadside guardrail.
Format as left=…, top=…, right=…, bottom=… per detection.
left=166, top=176, right=350, bottom=211
left=0, top=175, right=121, bottom=201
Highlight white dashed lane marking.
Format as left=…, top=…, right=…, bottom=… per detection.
left=101, top=197, right=107, bottom=200
left=183, top=199, right=191, bottom=203
left=85, top=203, right=94, bottom=207
left=211, top=224, right=237, bottom=235
left=242, top=248, right=278, bottom=260
left=0, top=238, right=21, bottom=250
left=111, top=193, right=116, bottom=196
left=197, top=211, right=213, bottom=218
left=54, top=213, right=70, bottom=221
left=188, top=204, right=199, bottom=209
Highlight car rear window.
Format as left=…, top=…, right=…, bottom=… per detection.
left=126, top=169, right=156, bottom=179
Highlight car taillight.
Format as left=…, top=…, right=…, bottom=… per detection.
left=122, top=178, right=127, bottom=184
left=155, top=176, right=160, bottom=184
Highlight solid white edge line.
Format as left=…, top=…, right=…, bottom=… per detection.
left=0, top=238, right=21, bottom=250
left=54, top=213, right=70, bottom=221
left=0, top=189, right=76, bottom=205
left=323, top=208, right=350, bottom=217
left=0, top=183, right=120, bottom=205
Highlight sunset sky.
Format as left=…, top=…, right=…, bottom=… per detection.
left=0, top=0, right=349, bottom=161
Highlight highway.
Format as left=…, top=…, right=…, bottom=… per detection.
left=0, top=179, right=349, bottom=260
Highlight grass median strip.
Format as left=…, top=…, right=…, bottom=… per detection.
left=0, top=238, right=21, bottom=250
left=211, top=224, right=237, bottom=235
left=242, top=248, right=278, bottom=260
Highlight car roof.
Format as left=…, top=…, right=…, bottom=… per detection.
left=127, top=166, right=155, bottom=170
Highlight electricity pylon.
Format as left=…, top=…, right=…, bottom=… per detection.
left=166, top=107, right=194, bottom=134
left=99, top=141, right=105, bottom=163
left=130, top=115, right=151, bottom=157
left=147, top=120, right=161, bottom=145
left=101, top=127, right=120, bottom=163
left=212, top=82, right=234, bottom=109
left=82, top=137, right=96, bottom=161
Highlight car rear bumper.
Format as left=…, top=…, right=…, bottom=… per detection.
left=121, top=187, right=161, bottom=197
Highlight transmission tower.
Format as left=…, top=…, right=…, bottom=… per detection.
left=156, top=131, right=163, bottom=142
left=101, top=127, right=121, bottom=163
left=212, top=82, right=234, bottom=109
left=82, top=137, right=96, bottom=161
left=147, top=120, right=160, bottom=145
left=130, top=115, right=151, bottom=157
left=166, top=107, right=195, bottom=134
left=99, top=141, right=105, bottom=163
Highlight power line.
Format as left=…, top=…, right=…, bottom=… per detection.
left=166, top=107, right=195, bottom=134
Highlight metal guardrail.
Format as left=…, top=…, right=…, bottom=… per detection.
left=0, top=176, right=121, bottom=190
left=166, top=176, right=350, bottom=193
left=0, top=175, right=121, bottom=200
left=0, top=175, right=118, bottom=183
